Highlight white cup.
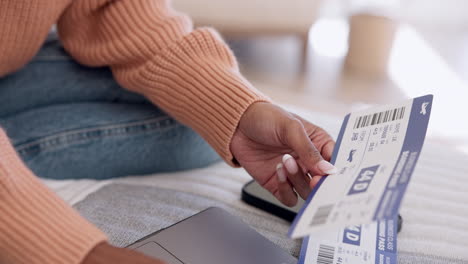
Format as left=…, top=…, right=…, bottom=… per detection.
left=344, top=13, right=399, bottom=77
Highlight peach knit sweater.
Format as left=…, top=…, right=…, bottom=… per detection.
left=0, top=0, right=268, bottom=263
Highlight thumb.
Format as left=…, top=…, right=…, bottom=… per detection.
left=285, top=120, right=338, bottom=176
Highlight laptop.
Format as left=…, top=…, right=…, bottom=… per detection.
left=127, top=207, right=296, bottom=264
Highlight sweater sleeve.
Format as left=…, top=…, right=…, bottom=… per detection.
left=0, top=0, right=71, bottom=76
left=0, top=129, right=107, bottom=264
left=57, top=0, right=270, bottom=166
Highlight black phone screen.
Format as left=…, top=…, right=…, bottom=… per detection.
left=241, top=180, right=402, bottom=232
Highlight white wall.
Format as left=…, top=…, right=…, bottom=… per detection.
left=401, top=0, right=468, bottom=28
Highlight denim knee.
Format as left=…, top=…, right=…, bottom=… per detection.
left=2, top=103, right=221, bottom=180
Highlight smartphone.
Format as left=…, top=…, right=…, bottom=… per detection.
left=241, top=180, right=403, bottom=233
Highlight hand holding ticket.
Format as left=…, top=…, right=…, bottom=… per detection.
left=289, top=95, right=433, bottom=239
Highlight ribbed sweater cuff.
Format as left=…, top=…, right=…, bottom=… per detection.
left=116, top=28, right=271, bottom=166
left=0, top=129, right=107, bottom=264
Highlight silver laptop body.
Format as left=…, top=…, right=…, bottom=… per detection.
left=127, top=207, right=296, bottom=264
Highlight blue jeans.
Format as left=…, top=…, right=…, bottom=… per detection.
left=0, top=37, right=220, bottom=180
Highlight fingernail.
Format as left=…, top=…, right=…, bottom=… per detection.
left=317, top=160, right=338, bottom=175
left=276, top=163, right=287, bottom=182
left=282, top=154, right=298, bottom=174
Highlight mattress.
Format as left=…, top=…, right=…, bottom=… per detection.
left=42, top=108, right=468, bottom=263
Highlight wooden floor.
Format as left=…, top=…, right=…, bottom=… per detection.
left=227, top=20, right=468, bottom=153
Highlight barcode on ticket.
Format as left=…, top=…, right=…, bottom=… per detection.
left=316, top=244, right=335, bottom=264
left=310, top=205, right=333, bottom=227
left=353, top=107, right=406, bottom=129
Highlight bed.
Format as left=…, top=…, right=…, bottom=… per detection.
left=42, top=108, right=468, bottom=263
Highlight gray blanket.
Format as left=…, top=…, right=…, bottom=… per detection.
left=74, top=183, right=465, bottom=263
left=74, top=183, right=301, bottom=256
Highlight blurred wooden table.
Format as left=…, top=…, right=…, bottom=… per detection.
left=172, top=0, right=322, bottom=72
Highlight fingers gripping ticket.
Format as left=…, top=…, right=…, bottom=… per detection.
left=275, top=153, right=338, bottom=206
left=285, top=122, right=337, bottom=177
left=282, top=154, right=310, bottom=200
left=276, top=163, right=298, bottom=207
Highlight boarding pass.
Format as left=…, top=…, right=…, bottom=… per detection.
left=298, top=216, right=398, bottom=264
left=289, top=95, right=433, bottom=239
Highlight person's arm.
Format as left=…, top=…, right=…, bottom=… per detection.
left=0, top=2, right=164, bottom=263
left=57, top=0, right=337, bottom=207
left=57, top=0, right=270, bottom=166
left=0, top=129, right=107, bottom=264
